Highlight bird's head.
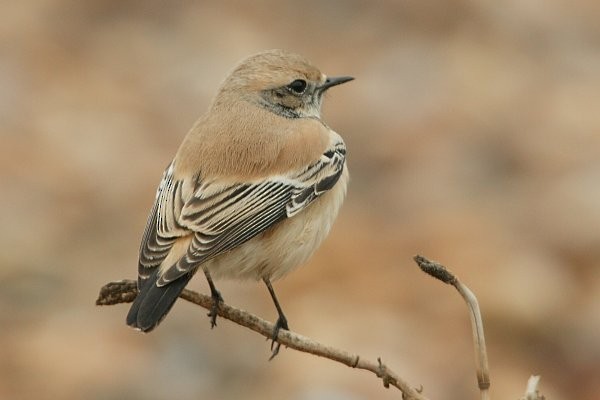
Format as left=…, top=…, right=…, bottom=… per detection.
left=215, top=49, right=353, bottom=119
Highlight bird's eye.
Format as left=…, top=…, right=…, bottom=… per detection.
left=287, top=79, right=307, bottom=94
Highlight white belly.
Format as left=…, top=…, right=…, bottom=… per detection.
left=204, top=166, right=348, bottom=281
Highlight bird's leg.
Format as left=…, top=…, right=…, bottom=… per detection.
left=203, top=269, right=223, bottom=328
left=263, top=277, right=289, bottom=360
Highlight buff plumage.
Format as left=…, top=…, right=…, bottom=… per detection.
left=126, top=49, right=353, bottom=357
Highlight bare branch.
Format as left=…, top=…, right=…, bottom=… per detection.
left=413, top=255, right=491, bottom=400
left=96, top=280, right=430, bottom=400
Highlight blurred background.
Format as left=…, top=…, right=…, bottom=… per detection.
left=2, top=1, right=600, bottom=399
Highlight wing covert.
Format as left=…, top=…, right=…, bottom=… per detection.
left=143, top=141, right=346, bottom=287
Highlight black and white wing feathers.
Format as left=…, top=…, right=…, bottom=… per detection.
left=137, top=142, right=346, bottom=288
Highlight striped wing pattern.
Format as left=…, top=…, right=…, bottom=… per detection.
left=137, top=141, right=346, bottom=288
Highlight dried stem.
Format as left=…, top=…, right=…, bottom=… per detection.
left=99, top=256, right=545, bottom=400
left=413, top=255, right=491, bottom=400
left=521, top=375, right=545, bottom=400
left=96, top=280, right=430, bottom=400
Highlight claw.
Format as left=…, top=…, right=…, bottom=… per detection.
left=268, top=315, right=288, bottom=360
left=207, top=289, right=223, bottom=328
left=263, top=278, right=290, bottom=360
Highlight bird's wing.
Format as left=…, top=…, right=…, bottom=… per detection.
left=137, top=162, right=190, bottom=287
left=141, top=140, right=346, bottom=287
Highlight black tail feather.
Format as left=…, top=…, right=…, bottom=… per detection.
left=126, top=270, right=193, bottom=332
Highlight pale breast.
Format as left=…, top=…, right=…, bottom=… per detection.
left=205, top=166, right=349, bottom=281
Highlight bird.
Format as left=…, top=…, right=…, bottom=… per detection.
left=126, top=49, right=353, bottom=357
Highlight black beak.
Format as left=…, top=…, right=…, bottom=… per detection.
left=319, top=76, right=354, bottom=91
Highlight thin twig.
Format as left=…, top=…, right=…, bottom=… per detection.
left=413, top=255, right=491, bottom=400
left=96, top=279, right=430, bottom=400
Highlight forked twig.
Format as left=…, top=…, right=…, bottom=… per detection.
left=99, top=255, right=547, bottom=400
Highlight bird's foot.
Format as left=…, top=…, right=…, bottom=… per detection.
left=268, top=315, right=289, bottom=360
left=207, top=289, right=223, bottom=329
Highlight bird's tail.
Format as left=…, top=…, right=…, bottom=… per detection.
left=126, top=270, right=193, bottom=332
